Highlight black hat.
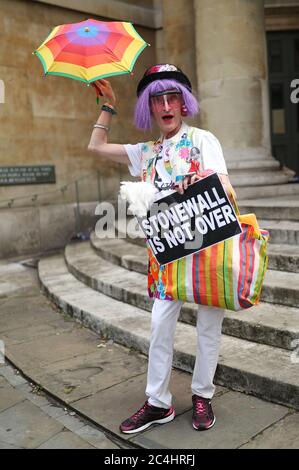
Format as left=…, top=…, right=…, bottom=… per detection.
left=136, top=64, right=192, bottom=96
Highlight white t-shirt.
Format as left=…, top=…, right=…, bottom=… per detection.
left=124, top=123, right=228, bottom=180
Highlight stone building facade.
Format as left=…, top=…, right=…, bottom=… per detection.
left=0, top=0, right=299, bottom=259
left=0, top=0, right=298, bottom=207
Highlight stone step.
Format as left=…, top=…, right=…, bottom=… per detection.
left=91, top=233, right=148, bottom=275
left=115, top=216, right=299, bottom=249
left=65, top=241, right=299, bottom=350
left=230, top=171, right=291, bottom=187
left=227, top=159, right=280, bottom=172
left=91, top=231, right=299, bottom=274
left=262, top=269, right=299, bottom=309
left=38, top=254, right=299, bottom=410
left=259, top=219, right=299, bottom=245
left=236, top=183, right=299, bottom=201
left=238, top=199, right=299, bottom=222
left=266, top=243, right=299, bottom=273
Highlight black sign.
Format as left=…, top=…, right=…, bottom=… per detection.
left=0, top=165, right=56, bottom=186
left=137, top=173, right=242, bottom=265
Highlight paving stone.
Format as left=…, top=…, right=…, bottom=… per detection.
left=6, top=327, right=102, bottom=373
left=72, top=373, right=148, bottom=438
left=0, top=295, right=58, bottom=333
left=16, top=383, right=50, bottom=407
left=76, top=424, right=120, bottom=449
left=0, top=264, right=39, bottom=300
left=129, top=435, right=169, bottom=449
left=29, top=345, right=147, bottom=404
left=36, top=429, right=95, bottom=449
left=0, top=320, right=77, bottom=345
left=0, top=293, right=76, bottom=338
left=55, top=413, right=86, bottom=432
left=131, top=391, right=289, bottom=449
left=0, top=377, right=24, bottom=412
left=0, top=365, right=27, bottom=387
left=240, top=412, right=299, bottom=449
left=0, top=400, right=63, bottom=448
left=40, top=402, right=69, bottom=419
left=0, top=440, right=20, bottom=449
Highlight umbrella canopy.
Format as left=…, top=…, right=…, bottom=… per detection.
left=34, top=19, right=148, bottom=83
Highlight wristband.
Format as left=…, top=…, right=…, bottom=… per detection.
left=101, top=104, right=117, bottom=115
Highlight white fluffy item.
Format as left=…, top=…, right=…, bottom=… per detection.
left=119, top=181, right=158, bottom=217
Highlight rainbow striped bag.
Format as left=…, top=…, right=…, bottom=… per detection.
left=147, top=204, right=269, bottom=311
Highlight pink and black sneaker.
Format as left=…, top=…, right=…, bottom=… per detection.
left=192, top=395, right=216, bottom=431
left=120, top=400, right=175, bottom=434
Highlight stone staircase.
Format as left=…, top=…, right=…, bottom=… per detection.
left=227, top=159, right=299, bottom=199
left=38, top=187, right=299, bottom=410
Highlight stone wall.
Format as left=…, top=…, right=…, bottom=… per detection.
left=0, top=0, right=157, bottom=208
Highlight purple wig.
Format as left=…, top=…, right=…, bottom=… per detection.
left=134, top=79, right=200, bottom=131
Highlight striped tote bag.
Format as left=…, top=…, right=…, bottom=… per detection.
left=147, top=209, right=269, bottom=311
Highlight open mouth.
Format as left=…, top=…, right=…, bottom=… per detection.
left=162, top=114, right=174, bottom=122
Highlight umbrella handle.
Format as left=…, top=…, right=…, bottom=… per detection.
left=91, top=82, right=103, bottom=105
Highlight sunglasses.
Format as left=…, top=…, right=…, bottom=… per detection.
left=150, top=91, right=182, bottom=108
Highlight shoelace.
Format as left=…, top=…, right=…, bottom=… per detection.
left=195, top=398, right=209, bottom=416
left=131, top=402, right=149, bottom=421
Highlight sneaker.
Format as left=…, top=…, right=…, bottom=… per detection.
left=192, top=395, right=216, bottom=430
left=119, top=400, right=175, bottom=434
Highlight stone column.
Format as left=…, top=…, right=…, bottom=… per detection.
left=194, top=0, right=273, bottom=161
left=161, top=0, right=197, bottom=91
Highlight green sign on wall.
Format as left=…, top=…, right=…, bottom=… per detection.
left=0, top=165, right=56, bottom=186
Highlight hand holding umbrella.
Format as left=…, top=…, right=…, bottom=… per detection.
left=91, top=79, right=116, bottom=106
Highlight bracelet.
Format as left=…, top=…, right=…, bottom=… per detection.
left=101, top=104, right=117, bottom=115
left=93, top=124, right=109, bottom=131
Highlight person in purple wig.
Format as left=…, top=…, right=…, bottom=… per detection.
left=88, top=64, right=235, bottom=434
left=134, top=78, right=199, bottom=131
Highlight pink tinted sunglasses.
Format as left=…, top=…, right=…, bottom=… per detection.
left=150, top=90, right=183, bottom=108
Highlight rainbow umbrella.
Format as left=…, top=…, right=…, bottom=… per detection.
left=34, top=18, right=149, bottom=84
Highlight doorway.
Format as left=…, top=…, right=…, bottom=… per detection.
left=267, top=31, right=299, bottom=173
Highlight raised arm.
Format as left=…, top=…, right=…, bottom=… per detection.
left=87, top=79, right=130, bottom=165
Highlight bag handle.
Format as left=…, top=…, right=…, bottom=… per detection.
left=228, top=185, right=240, bottom=217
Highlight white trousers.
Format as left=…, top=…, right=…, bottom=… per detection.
left=146, top=298, right=225, bottom=409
